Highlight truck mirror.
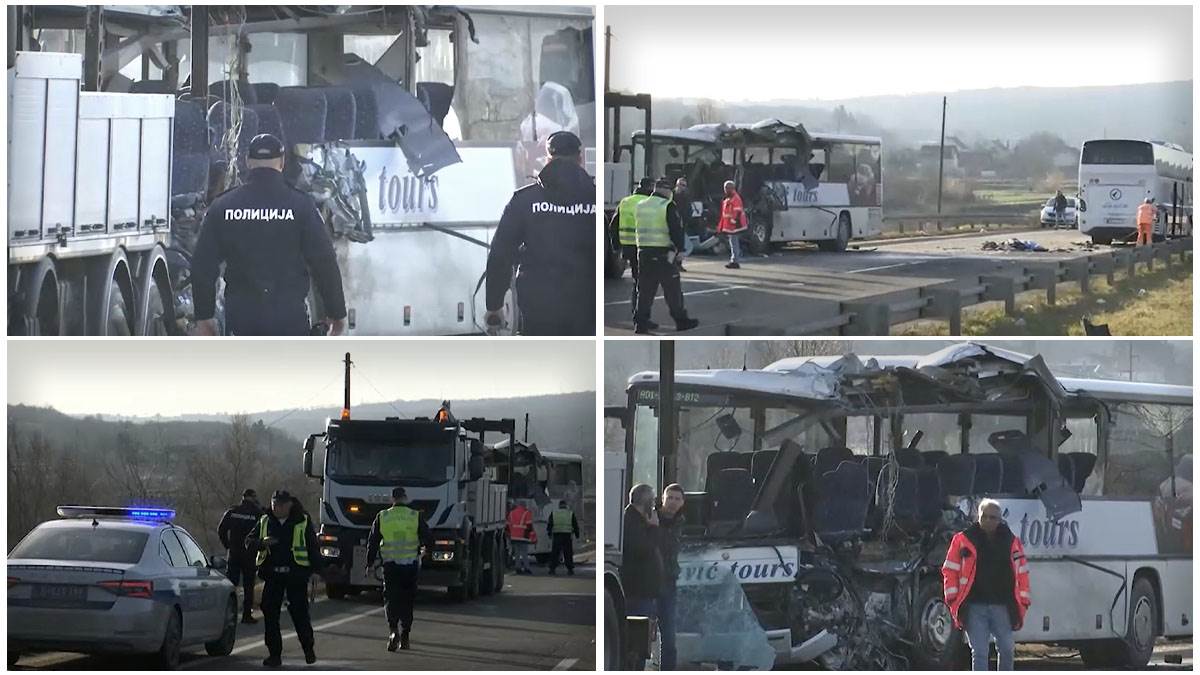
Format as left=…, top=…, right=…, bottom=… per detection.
left=469, top=439, right=484, bottom=456
left=468, top=455, right=485, bottom=481
left=304, top=435, right=316, bottom=452
left=303, top=448, right=313, bottom=478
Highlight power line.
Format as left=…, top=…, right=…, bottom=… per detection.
left=261, top=372, right=342, bottom=429
left=351, top=364, right=410, bottom=418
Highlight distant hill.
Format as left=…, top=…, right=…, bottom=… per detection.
left=43, top=390, right=598, bottom=459
left=635, top=81, right=1192, bottom=149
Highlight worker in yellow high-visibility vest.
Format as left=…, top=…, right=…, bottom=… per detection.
left=608, top=177, right=656, bottom=323
left=245, top=490, right=321, bottom=668
left=545, top=499, right=581, bottom=576
left=367, top=487, right=432, bottom=651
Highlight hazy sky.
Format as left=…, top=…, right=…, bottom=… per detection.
left=606, top=5, right=1193, bottom=100
left=8, top=340, right=595, bottom=417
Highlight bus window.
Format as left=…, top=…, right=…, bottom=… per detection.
left=416, top=29, right=454, bottom=85
left=1104, top=403, right=1193, bottom=498
left=900, top=413, right=959, bottom=454
left=1081, top=140, right=1154, bottom=165
left=969, top=415, right=1027, bottom=454
left=826, top=143, right=852, bottom=183
left=176, top=32, right=307, bottom=88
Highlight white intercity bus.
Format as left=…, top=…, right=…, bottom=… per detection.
left=1077, top=139, right=1193, bottom=244
left=621, top=121, right=882, bottom=254
left=608, top=343, right=1191, bottom=670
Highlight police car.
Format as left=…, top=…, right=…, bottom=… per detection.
left=8, top=507, right=238, bottom=669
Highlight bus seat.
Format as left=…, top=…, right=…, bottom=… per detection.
left=999, top=453, right=1025, bottom=493
left=705, top=452, right=751, bottom=493
left=682, top=491, right=708, bottom=534
left=252, top=82, right=280, bottom=104
left=812, top=460, right=870, bottom=541
left=875, top=463, right=920, bottom=524
left=1057, top=455, right=1074, bottom=489
left=856, top=455, right=887, bottom=495
left=320, top=86, right=358, bottom=142
left=938, top=454, right=975, bottom=496
left=1064, top=453, right=1097, bottom=493
left=274, top=87, right=327, bottom=145
left=921, top=450, right=949, bottom=468
left=916, top=467, right=944, bottom=523
left=171, top=100, right=210, bottom=202
left=973, top=454, right=1003, bottom=494
left=816, top=446, right=854, bottom=476
left=416, top=81, right=454, bottom=127
left=207, top=101, right=259, bottom=155
left=209, top=79, right=258, bottom=105
left=894, top=447, right=924, bottom=468
left=350, top=87, right=381, bottom=140
left=751, top=450, right=778, bottom=485
left=248, top=104, right=286, bottom=145
left=709, top=468, right=755, bottom=523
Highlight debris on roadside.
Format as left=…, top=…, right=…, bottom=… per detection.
left=981, top=238, right=1048, bottom=252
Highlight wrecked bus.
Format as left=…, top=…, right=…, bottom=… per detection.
left=610, top=343, right=1191, bottom=669
left=623, top=120, right=882, bottom=255
left=8, top=5, right=594, bottom=335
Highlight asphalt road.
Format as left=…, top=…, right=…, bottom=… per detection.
left=604, top=228, right=1165, bottom=335
left=13, top=564, right=595, bottom=671
left=1013, top=639, right=1192, bottom=670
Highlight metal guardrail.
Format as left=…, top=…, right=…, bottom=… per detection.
left=880, top=212, right=1037, bottom=235
left=722, top=238, right=1193, bottom=336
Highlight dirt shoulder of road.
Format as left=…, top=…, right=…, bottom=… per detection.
left=897, top=264, right=1192, bottom=337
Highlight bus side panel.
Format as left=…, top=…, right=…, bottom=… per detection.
left=336, top=226, right=497, bottom=335
left=1161, top=559, right=1192, bottom=636
left=1017, top=558, right=1130, bottom=642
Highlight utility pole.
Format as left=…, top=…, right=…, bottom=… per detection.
left=82, top=6, right=103, bottom=92
left=936, top=95, right=947, bottom=225
left=658, top=340, right=676, bottom=488
left=524, top=413, right=530, bottom=442
left=604, top=26, right=611, bottom=94
left=342, top=352, right=353, bottom=418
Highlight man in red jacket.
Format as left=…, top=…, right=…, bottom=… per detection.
left=718, top=181, right=749, bottom=269
left=507, top=500, right=536, bottom=575
left=942, top=498, right=1031, bottom=670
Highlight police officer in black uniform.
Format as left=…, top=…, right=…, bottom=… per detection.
left=191, top=134, right=348, bottom=336
left=245, top=490, right=321, bottom=668
left=484, top=131, right=595, bottom=335
left=217, top=488, right=263, bottom=623
left=366, top=487, right=433, bottom=652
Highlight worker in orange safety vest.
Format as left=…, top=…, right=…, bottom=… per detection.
left=507, top=500, right=536, bottom=575
left=1136, top=197, right=1158, bottom=247
left=942, top=498, right=1031, bottom=671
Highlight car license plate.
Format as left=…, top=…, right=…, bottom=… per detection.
left=1105, top=217, right=1126, bottom=225
left=33, top=584, right=87, bottom=603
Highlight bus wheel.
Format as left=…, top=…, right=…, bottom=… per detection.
left=1081, top=577, right=1157, bottom=668
left=325, top=583, right=347, bottom=600
left=1090, top=234, right=1113, bottom=245
left=818, top=213, right=852, bottom=252
left=909, top=578, right=967, bottom=670
left=747, top=217, right=773, bottom=255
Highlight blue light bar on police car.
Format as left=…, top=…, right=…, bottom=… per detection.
left=57, top=506, right=176, bottom=521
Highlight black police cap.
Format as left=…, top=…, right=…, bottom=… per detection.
left=271, top=490, right=293, bottom=501
left=243, top=488, right=257, bottom=498
left=547, top=130, right=582, bottom=157
left=638, top=177, right=655, bottom=191
left=248, top=134, right=285, bottom=160
left=392, top=487, right=408, bottom=501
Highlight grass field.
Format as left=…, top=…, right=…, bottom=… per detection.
left=897, top=262, right=1192, bottom=336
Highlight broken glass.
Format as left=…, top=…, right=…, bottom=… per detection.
left=671, top=568, right=776, bottom=670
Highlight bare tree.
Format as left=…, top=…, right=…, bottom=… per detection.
left=753, top=340, right=848, bottom=367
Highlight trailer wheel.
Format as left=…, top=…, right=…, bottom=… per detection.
left=909, top=577, right=968, bottom=669
left=604, top=588, right=622, bottom=670
left=466, top=536, right=482, bottom=599
left=136, top=249, right=176, bottom=336
left=88, top=250, right=135, bottom=335
left=480, top=535, right=496, bottom=596
left=12, top=258, right=61, bottom=335
left=493, top=536, right=506, bottom=593
left=1079, top=576, right=1158, bottom=668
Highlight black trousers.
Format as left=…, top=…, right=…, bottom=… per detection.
left=549, top=533, right=574, bottom=572
left=225, top=294, right=310, bottom=336
left=226, top=557, right=256, bottom=615
left=382, top=563, right=420, bottom=633
left=622, top=245, right=640, bottom=317
left=261, top=573, right=314, bottom=657
left=634, top=251, right=688, bottom=328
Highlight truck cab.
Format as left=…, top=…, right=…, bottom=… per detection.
left=303, top=407, right=513, bottom=600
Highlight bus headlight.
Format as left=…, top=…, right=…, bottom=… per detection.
left=320, top=546, right=341, bottom=558
left=432, top=551, right=454, bottom=562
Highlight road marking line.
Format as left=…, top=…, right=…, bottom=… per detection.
left=182, top=605, right=386, bottom=665
left=504, top=591, right=594, bottom=597
left=553, top=657, right=579, bottom=670
left=847, top=261, right=923, bottom=273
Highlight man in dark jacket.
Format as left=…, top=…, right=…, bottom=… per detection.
left=217, top=488, right=263, bottom=623
left=485, top=131, right=595, bottom=336
left=245, top=490, right=322, bottom=667
left=656, top=484, right=686, bottom=670
left=366, top=487, right=433, bottom=651
left=621, top=484, right=664, bottom=625
left=191, top=134, right=347, bottom=336
left=1053, top=190, right=1069, bottom=228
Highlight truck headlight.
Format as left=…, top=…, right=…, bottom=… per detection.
left=432, top=551, right=454, bottom=562
left=320, top=546, right=341, bottom=558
